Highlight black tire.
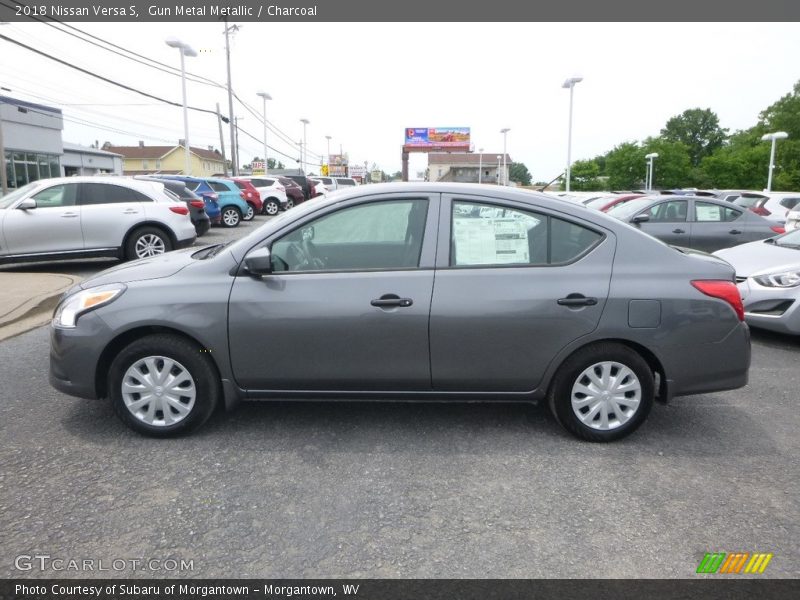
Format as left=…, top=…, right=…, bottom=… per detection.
left=195, top=220, right=210, bottom=237
left=125, top=226, right=173, bottom=261
left=221, top=206, right=241, bottom=228
left=243, top=203, right=256, bottom=221
left=548, top=343, right=654, bottom=442
left=108, top=334, right=220, bottom=437
left=263, top=199, right=280, bottom=216
left=285, top=198, right=295, bottom=209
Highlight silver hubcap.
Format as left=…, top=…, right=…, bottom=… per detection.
left=286, top=200, right=294, bottom=209
left=223, top=209, right=239, bottom=226
left=121, top=356, right=196, bottom=427
left=266, top=202, right=278, bottom=215
left=571, top=361, right=641, bottom=431
left=245, top=205, right=254, bottom=220
left=135, top=234, right=165, bottom=258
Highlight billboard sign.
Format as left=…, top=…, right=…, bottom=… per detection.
left=405, top=127, right=470, bottom=149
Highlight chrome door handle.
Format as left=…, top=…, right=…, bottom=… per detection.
left=60, top=212, right=79, bottom=218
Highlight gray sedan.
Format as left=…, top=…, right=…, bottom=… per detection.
left=607, top=195, right=783, bottom=252
left=49, top=183, right=750, bottom=442
left=714, top=229, right=800, bottom=334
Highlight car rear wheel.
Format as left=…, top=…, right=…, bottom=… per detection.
left=125, top=226, right=172, bottom=261
left=285, top=198, right=294, bottom=210
left=263, top=199, right=280, bottom=216
left=221, top=206, right=241, bottom=227
left=548, top=343, right=654, bottom=442
left=108, top=334, right=220, bottom=437
left=243, top=203, right=256, bottom=221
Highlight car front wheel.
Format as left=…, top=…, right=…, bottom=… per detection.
left=108, top=334, right=220, bottom=437
left=125, top=226, right=172, bottom=261
left=221, top=206, right=241, bottom=227
left=548, top=343, right=654, bottom=442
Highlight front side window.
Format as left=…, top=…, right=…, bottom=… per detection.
left=646, top=200, right=687, bottom=222
left=451, top=201, right=601, bottom=267
left=32, top=183, right=78, bottom=208
left=271, top=199, right=428, bottom=272
left=695, top=201, right=742, bottom=222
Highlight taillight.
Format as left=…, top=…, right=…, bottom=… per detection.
left=771, top=225, right=785, bottom=234
left=169, top=206, right=189, bottom=216
left=751, top=206, right=771, bottom=216
left=189, top=200, right=205, bottom=209
left=240, top=192, right=246, bottom=200
left=691, top=280, right=745, bottom=321
left=202, top=192, right=218, bottom=201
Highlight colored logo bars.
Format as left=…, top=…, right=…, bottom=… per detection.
left=697, top=552, right=773, bottom=574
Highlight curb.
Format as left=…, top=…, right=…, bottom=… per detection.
left=0, top=274, right=81, bottom=342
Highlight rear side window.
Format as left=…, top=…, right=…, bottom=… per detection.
left=451, top=201, right=601, bottom=267
left=79, top=183, right=153, bottom=205
left=336, top=178, right=356, bottom=186
left=779, top=197, right=800, bottom=209
left=647, top=200, right=687, bottom=222
left=233, top=181, right=246, bottom=190
left=208, top=181, right=228, bottom=192
left=695, top=202, right=742, bottom=222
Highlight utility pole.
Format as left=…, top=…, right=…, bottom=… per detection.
left=0, top=101, right=7, bottom=194
left=224, top=19, right=239, bottom=176
left=234, top=116, right=243, bottom=174
left=216, top=103, right=228, bottom=176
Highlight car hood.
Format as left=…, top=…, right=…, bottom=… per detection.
left=79, top=248, right=197, bottom=290
left=714, top=240, right=800, bottom=277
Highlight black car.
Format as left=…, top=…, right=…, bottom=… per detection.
left=268, top=169, right=312, bottom=201
left=135, top=176, right=210, bottom=236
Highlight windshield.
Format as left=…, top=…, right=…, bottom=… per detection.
left=775, top=229, right=800, bottom=247
left=0, top=182, right=40, bottom=208
left=606, top=197, right=654, bottom=219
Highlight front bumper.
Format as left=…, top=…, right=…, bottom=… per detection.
left=49, top=311, right=114, bottom=400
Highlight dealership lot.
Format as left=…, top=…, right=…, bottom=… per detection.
left=0, top=212, right=798, bottom=577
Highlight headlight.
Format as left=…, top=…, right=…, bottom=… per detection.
left=753, top=270, right=800, bottom=288
left=53, top=283, right=126, bottom=328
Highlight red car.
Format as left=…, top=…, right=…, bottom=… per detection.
left=585, top=193, right=645, bottom=213
left=278, top=177, right=305, bottom=208
left=229, top=178, right=263, bottom=220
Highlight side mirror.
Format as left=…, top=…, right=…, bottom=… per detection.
left=17, top=198, right=37, bottom=210
left=243, top=247, right=273, bottom=276
left=631, top=213, right=650, bottom=225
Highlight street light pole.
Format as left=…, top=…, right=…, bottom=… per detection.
left=478, top=147, right=484, bottom=184
left=496, top=155, right=501, bottom=184
left=645, top=152, right=658, bottom=192
left=256, top=91, right=271, bottom=175
left=300, top=118, right=309, bottom=173
left=562, top=76, right=583, bottom=192
left=761, top=131, right=788, bottom=192
left=500, top=128, right=510, bottom=185
left=165, top=37, right=197, bottom=176
left=224, top=21, right=239, bottom=176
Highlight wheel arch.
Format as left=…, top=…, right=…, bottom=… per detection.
left=122, top=221, right=178, bottom=256
left=546, top=338, right=668, bottom=403
left=94, top=325, right=240, bottom=410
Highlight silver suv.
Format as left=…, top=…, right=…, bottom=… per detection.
left=0, top=176, right=196, bottom=264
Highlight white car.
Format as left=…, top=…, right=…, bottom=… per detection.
left=0, top=176, right=196, bottom=264
left=734, top=191, right=800, bottom=225
left=783, top=205, right=800, bottom=231
left=307, top=178, right=328, bottom=197
left=236, top=176, right=289, bottom=215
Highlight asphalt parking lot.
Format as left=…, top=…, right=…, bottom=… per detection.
left=0, top=214, right=798, bottom=579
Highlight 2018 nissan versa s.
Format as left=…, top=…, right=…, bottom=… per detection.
left=49, top=183, right=751, bottom=441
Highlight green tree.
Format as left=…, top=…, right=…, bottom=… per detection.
left=509, top=162, right=532, bottom=186
left=641, top=138, right=692, bottom=189
left=700, top=130, right=770, bottom=189
left=660, top=108, right=728, bottom=167
left=568, top=159, right=604, bottom=191
left=604, top=142, right=646, bottom=190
